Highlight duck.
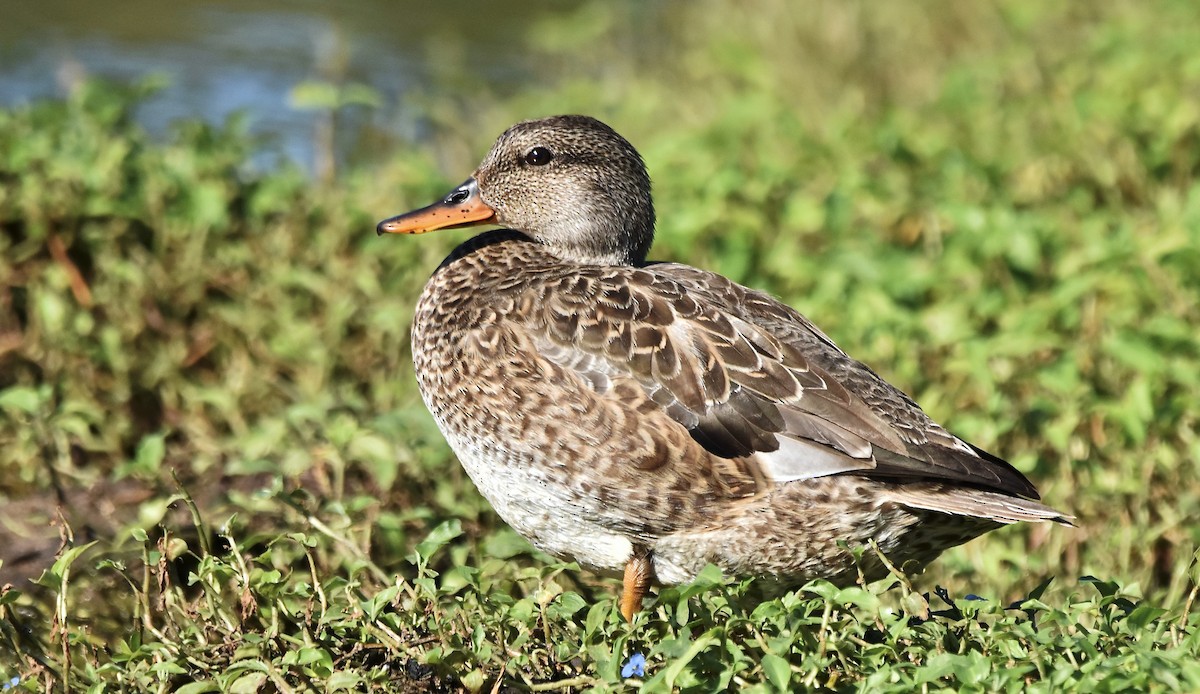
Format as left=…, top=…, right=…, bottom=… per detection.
left=377, top=115, right=1070, bottom=621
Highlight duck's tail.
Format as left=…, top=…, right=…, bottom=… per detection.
left=887, top=485, right=1075, bottom=526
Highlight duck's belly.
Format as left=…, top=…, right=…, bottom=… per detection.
left=440, top=427, right=634, bottom=575
left=440, top=418, right=986, bottom=587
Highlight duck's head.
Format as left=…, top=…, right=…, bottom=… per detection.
left=377, top=115, right=655, bottom=266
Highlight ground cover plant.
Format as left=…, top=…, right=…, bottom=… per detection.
left=2, top=0, right=1199, bottom=690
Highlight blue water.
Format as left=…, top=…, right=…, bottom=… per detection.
left=0, top=0, right=646, bottom=171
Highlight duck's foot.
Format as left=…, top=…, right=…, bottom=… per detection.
left=620, top=554, right=654, bottom=622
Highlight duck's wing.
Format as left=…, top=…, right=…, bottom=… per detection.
left=523, top=263, right=1042, bottom=500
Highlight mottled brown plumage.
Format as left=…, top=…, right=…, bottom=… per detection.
left=378, top=115, right=1070, bottom=620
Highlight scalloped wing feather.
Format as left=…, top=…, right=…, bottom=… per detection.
left=524, top=263, right=1042, bottom=498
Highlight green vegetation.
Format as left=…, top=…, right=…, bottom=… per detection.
left=2, top=0, right=1200, bottom=690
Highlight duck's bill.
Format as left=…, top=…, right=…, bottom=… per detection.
left=376, top=178, right=497, bottom=235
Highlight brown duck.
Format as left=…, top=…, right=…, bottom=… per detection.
left=378, top=115, right=1070, bottom=621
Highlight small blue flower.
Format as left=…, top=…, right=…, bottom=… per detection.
left=2, top=677, right=20, bottom=691
left=621, top=652, right=647, bottom=678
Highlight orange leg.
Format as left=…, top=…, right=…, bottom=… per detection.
left=620, top=555, right=653, bottom=622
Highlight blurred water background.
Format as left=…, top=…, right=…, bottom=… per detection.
left=0, top=0, right=666, bottom=174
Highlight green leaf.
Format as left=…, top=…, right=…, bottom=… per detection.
left=326, top=670, right=364, bottom=691
left=410, top=519, right=463, bottom=565
left=660, top=630, right=718, bottom=688
left=151, top=661, right=188, bottom=676
left=483, top=528, right=532, bottom=559
left=289, top=81, right=341, bottom=110
left=547, top=592, right=587, bottom=620
left=228, top=672, right=268, bottom=694
left=138, top=432, right=166, bottom=468
left=1081, top=576, right=1120, bottom=598
left=33, top=541, right=98, bottom=588
left=0, top=386, right=41, bottom=414
left=761, top=653, right=792, bottom=691
left=585, top=601, right=613, bottom=637
left=341, top=83, right=383, bottom=108
left=460, top=668, right=485, bottom=693
left=176, top=682, right=219, bottom=694
left=1027, top=576, right=1055, bottom=601
left=1126, top=604, right=1167, bottom=630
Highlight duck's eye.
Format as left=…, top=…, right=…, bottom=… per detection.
left=524, top=147, right=553, bottom=166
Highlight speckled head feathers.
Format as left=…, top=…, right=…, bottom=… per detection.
left=474, top=115, right=656, bottom=266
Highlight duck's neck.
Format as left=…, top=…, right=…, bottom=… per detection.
left=542, top=209, right=655, bottom=267
left=545, top=243, right=646, bottom=267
